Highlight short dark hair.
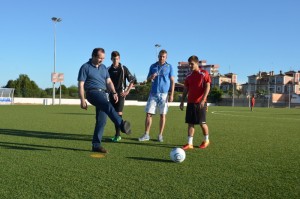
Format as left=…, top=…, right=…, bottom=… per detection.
left=159, top=49, right=167, bottom=56
left=188, top=55, right=199, bottom=63
left=111, top=51, right=120, bottom=58
left=92, top=48, right=105, bottom=57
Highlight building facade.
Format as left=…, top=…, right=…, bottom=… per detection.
left=245, top=70, right=300, bottom=96
left=177, top=60, right=219, bottom=83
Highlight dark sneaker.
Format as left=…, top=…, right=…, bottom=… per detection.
left=120, top=120, right=131, bottom=135
left=92, top=146, right=108, bottom=153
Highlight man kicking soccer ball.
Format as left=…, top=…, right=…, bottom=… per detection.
left=179, top=55, right=211, bottom=150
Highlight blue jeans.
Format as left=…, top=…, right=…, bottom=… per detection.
left=86, top=90, right=122, bottom=147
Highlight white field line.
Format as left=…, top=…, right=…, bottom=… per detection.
left=211, top=111, right=300, bottom=121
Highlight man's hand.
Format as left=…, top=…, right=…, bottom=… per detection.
left=80, top=100, right=88, bottom=110
left=113, top=93, right=119, bottom=103
left=179, top=101, right=184, bottom=111
left=120, top=90, right=129, bottom=97
left=150, top=73, right=158, bottom=80
left=200, top=100, right=205, bottom=109
left=169, top=95, right=174, bottom=102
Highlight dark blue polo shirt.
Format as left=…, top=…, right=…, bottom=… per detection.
left=77, top=59, right=110, bottom=91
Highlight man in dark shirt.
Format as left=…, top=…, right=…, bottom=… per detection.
left=108, top=51, right=136, bottom=142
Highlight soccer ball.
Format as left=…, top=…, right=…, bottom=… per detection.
left=170, top=147, right=186, bottom=163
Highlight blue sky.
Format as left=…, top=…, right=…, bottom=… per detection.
left=0, top=0, right=299, bottom=89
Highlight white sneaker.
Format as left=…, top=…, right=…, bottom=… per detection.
left=158, top=135, right=163, bottom=142
left=138, top=134, right=150, bottom=141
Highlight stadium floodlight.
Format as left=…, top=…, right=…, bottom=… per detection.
left=51, top=17, right=62, bottom=105
left=155, top=44, right=161, bottom=60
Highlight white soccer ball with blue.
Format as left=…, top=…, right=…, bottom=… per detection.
left=170, top=147, right=186, bottom=163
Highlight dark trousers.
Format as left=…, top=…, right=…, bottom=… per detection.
left=86, top=90, right=122, bottom=146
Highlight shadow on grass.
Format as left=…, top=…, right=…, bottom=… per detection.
left=0, top=128, right=90, bottom=141
left=55, top=112, right=94, bottom=116
left=0, top=141, right=90, bottom=152
left=102, top=137, right=178, bottom=149
left=126, top=157, right=172, bottom=163
left=0, top=142, right=49, bottom=151
left=0, top=128, right=91, bottom=151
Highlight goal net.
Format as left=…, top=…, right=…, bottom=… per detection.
left=0, top=88, right=15, bottom=105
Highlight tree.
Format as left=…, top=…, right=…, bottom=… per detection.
left=4, top=74, right=42, bottom=97
left=208, top=86, right=223, bottom=103
left=135, top=82, right=151, bottom=101
left=68, top=85, right=78, bottom=98
left=236, top=88, right=243, bottom=98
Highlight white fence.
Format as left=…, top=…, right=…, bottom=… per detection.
left=8, top=97, right=214, bottom=107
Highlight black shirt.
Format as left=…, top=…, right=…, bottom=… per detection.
left=108, top=63, right=135, bottom=92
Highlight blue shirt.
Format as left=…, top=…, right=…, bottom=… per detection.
left=77, top=59, right=110, bottom=90
left=147, top=62, right=174, bottom=93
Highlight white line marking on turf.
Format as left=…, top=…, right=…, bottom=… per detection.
left=211, top=111, right=300, bottom=121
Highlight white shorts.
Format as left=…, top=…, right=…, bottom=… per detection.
left=145, top=93, right=168, bottom=115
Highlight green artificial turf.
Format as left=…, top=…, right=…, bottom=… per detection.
left=0, top=105, right=299, bottom=198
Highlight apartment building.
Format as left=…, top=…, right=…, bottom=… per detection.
left=177, top=60, right=219, bottom=83
left=245, top=70, right=300, bottom=95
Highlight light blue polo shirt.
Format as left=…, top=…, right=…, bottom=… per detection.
left=77, top=59, right=110, bottom=91
left=147, top=62, right=174, bottom=94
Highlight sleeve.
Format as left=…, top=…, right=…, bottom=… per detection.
left=169, top=64, right=175, bottom=78
left=205, top=71, right=211, bottom=83
left=105, top=67, right=110, bottom=79
left=124, top=66, right=135, bottom=83
left=147, top=64, right=153, bottom=79
left=77, top=65, right=87, bottom=82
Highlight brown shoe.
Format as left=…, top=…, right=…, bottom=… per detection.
left=92, top=146, right=108, bottom=153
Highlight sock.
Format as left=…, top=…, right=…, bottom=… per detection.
left=204, top=134, right=209, bottom=141
left=145, top=132, right=149, bottom=135
left=188, top=136, right=193, bottom=145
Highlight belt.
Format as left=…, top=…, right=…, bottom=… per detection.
left=87, top=88, right=107, bottom=93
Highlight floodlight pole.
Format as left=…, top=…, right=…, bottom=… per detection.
left=51, top=17, right=62, bottom=105
left=232, top=83, right=234, bottom=107
left=155, top=44, right=161, bottom=60
left=288, top=83, right=291, bottom=109
left=267, top=80, right=270, bottom=108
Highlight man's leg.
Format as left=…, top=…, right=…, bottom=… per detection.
left=157, top=114, right=166, bottom=142
left=87, top=91, right=131, bottom=135
left=92, top=107, right=108, bottom=153
left=138, top=113, right=152, bottom=141
left=145, top=113, right=152, bottom=133
left=157, top=93, right=168, bottom=142
left=159, top=114, right=166, bottom=136
left=199, top=123, right=209, bottom=149
left=92, top=107, right=107, bottom=146
left=182, top=124, right=194, bottom=150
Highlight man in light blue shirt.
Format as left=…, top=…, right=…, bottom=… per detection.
left=138, top=49, right=175, bottom=142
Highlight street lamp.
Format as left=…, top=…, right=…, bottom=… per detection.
left=51, top=17, right=62, bottom=105
left=155, top=44, right=161, bottom=60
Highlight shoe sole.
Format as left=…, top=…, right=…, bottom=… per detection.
left=138, top=138, right=150, bottom=141
left=121, top=121, right=131, bottom=135
left=199, top=142, right=210, bottom=149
